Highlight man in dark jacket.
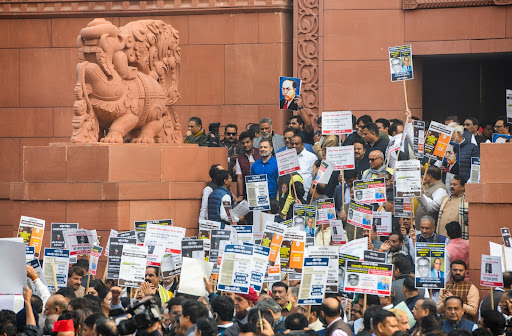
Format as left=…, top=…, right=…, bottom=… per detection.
left=321, top=297, right=353, bottom=336
left=184, top=117, right=209, bottom=146
left=207, top=170, right=235, bottom=226
left=451, top=125, right=479, bottom=181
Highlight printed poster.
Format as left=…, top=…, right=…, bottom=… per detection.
left=244, top=243, right=271, bottom=292
left=489, top=242, right=512, bottom=271
left=347, top=201, right=373, bottom=230
left=344, top=260, right=393, bottom=295
left=415, top=242, right=446, bottom=289
left=413, top=121, right=425, bottom=158
left=280, top=230, right=306, bottom=273
left=118, top=245, right=148, bottom=288
left=18, top=216, right=45, bottom=257
left=279, top=76, right=302, bottom=111
left=395, top=160, right=422, bottom=198
left=502, top=228, right=512, bottom=248
left=373, top=212, right=393, bottom=236
left=326, top=146, right=355, bottom=170
left=316, top=198, right=336, bottom=226
left=106, top=237, right=136, bottom=279
left=338, top=253, right=359, bottom=293
left=424, top=121, right=454, bottom=161
left=469, top=157, right=480, bottom=184
left=199, top=219, right=221, bottom=261
left=210, top=229, right=232, bottom=274
left=313, top=161, right=334, bottom=185
left=389, top=44, right=414, bottom=82
left=26, top=246, right=35, bottom=262
left=43, top=248, right=70, bottom=292
left=245, top=175, right=271, bottom=211
left=89, top=245, right=103, bottom=276
left=293, top=204, right=317, bottom=237
left=322, top=111, right=353, bottom=135
left=134, top=219, right=172, bottom=245
left=261, top=223, right=286, bottom=266
left=480, top=255, right=503, bottom=287
left=181, top=239, right=204, bottom=260
left=276, top=148, right=300, bottom=176
left=364, top=250, right=387, bottom=263
left=339, top=237, right=368, bottom=261
left=353, top=178, right=386, bottom=204
left=394, top=197, right=414, bottom=218
left=218, top=244, right=253, bottom=294
left=306, top=246, right=339, bottom=293
left=161, top=252, right=182, bottom=278
left=144, top=224, right=185, bottom=266
left=63, top=229, right=98, bottom=256
left=234, top=225, right=254, bottom=245
left=386, top=134, right=403, bottom=156
left=297, top=257, right=330, bottom=305
left=51, top=223, right=79, bottom=249
left=507, top=89, right=512, bottom=124
left=330, top=220, right=347, bottom=245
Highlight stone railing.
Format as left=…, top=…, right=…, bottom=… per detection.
left=404, top=0, right=511, bottom=9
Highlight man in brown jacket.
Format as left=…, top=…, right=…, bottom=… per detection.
left=437, top=175, right=468, bottom=239
left=322, top=297, right=354, bottom=336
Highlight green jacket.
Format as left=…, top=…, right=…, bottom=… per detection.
left=184, top=129, right=209, bottom=146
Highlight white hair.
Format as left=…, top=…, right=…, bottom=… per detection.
left=452, top=125, right=464, bottom=135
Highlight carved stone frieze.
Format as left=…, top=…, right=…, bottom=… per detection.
left=403, top=0, right=511, bottom=9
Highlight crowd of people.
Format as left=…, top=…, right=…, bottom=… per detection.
left=3, top=100, right=512, bottom=336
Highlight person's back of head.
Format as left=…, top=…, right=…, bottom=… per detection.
left=357, top=115, right=373, bottom=126
left=239, top=322, right=257, bottom=335
left=182, top=300, right=209, bottom=324
left=211, top=296, right=235, bottom=323
left=284, top=313, right=309, bottom=331
left=209, top=164, right=221, bottom=181
left=392, top=331, right=411, bottom=336
left=31, top=295, right=43, bottom=314
left=249, top=124, right=260, bottom=139
left=448, top=330, right=472, bottom=336
left=366, top=294, right=381, bottom=307
left=56, top=288, right=77, bottom=301
left=393, top=257, right=411, bottom=275
left=95, top=316, right=119, bottom=336
left=363, top=305, right=384, bottom=330
left=84, top=313, right=105, bottom=332
left=57, top=310, right=81, bottom=335
left=73, top=259, right=89, bottom=273
left=320, top=298, right=342, bottom=319
left=472, top=328, right=493, bottom=336
left=256, top=298, right=282, bottom=315
left=213, top=169, right=230, bottom=188
left=0, top=310, right=16, bottom=324
left=481, top=310, right=506, bottom=336
left=247, top=307, right=274, bottom=330
left=445, top=221, right=462, bottom=240
left=421, top=315, right=442, bottom=334
left=403, top=276, right=417, bottom=294
left=0, top=322, right=16, bottom=336
left=503, top=271, right=512, bottom=289
left=195, top=318, right=217, bottom=336
left=424, top=331, right=447, bottom=336
left=83, top=294, right=102, bottom=313
left=421, top=298, right=437, bottom=316
left=69, top=297, right=93, bottom=311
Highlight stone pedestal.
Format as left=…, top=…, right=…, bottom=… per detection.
left=466, top=143, right=512, bottom=297
left=1, top=142, right=227, bottom=276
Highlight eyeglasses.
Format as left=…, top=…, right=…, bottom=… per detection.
left=495, top=125, right=504, bottom=129
left=226, top=132, right=237, bottom=136
left=369, top=158, right=381, bottom=162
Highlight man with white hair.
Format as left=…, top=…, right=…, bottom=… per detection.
left=448, top=124, right=479, bottom=181
left=253, top=118, right=285, bottom=154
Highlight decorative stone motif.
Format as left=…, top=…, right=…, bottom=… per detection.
left=295, top=0, right=319, bottom=117
left=71, top=18, right=183, bottom=143
left=403, top=0, right=511, bottom=9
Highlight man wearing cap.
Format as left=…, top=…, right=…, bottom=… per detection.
left=224, top=287, right=258, bottom=336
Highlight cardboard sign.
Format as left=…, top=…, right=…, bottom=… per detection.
left=134, top=219, right=172, bottom=245
left=294, top=204, right=317, bottom=237
left=389, top=44, right=413, bottom=82
left=338, top=253, right=360, bottom=293
left=89, top=245, right=103, bottom=276
left=322, top=111, right=353, bottom=135
left=280, top=230, right=306, bottom=273
left=395, top=160, right=422, bottom=198
left=339, top=237, right=368, bottom=261
left=316, top=198, right=336, bottom=226
left=413, top=121, right=425, bottom=158
left=489, top=242, right=512, bottom=272
left=347, top=201, right=373, bottom=230
left=364, top=250, right=387, bottom=263
left=0, top=240, right=26, bottom=295
left=344, top=260, right=393, bottom=295
left=373, top=212, right=393, bottom=236
left=218, top=244, right=253, bottom=294
left=244, top=243, right=271, bottom=292
left=276, top=148, right=300, bottom=176
left=145, top=224, right=185, bottom=266
left=234, top=226, right=254, bottom=245
left=63, top=229, right=98, bottom=256
left=18, top=216, right=45, bottom=257
left=353, top=178, right=386, bottom=204
left=161, top=252, right=182, bottom=278
left=279, top=76, right=302, bottom=111
left=394, top=197, right=414, bottom=218
left=502, top=228, right=512, bottom=248
left=297, top=257, right=330, bottom=305
left=245, top=175, right=271, bottom=211
left=330, top=220, right=347, bottom=245
left=326, top=146, right=355, bottom=170
left=210, top=229, right=232, bottom=274
left=106, top=237, right=136, bottom=279
left=480, top=255, right=504, bottom=287
left=104, top=230, right=118, bottom=257
left=51, top=223, right=79, bottom=249
left=507, top=89, right=512, bottom=124
left=261, top=223, right=286, bottom=266
left=43, top=248, right=70, bottom=292
left=182, top=239, right=204, bottom=260
left=469, top=157, right=480, bottom=184
left=199, top=219, right=222, bottom=261
left=118, top=245, right=147, bottom=288
left=415, top=242, right=447, bottom=289
left=386, top=134, right=403, bottom=155
left=306, top=246, right=339, bottom=293
left=313, top=161, right=334, bottom=185
left=425, top=121, right=454, bottom=161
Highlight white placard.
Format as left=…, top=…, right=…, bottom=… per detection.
left=145, top=224, right=186, bottom=266
left=490, top=242, right=512, bottom=271
left=339, top=237, right=368, bottom=261
left=218, top=244, right=253, bottom=294
left=118, top=245, right=148, bottom=288
left=297, top=257, right=330, bottom=305
left=330, top=220, right=346, bottom=245
left=244, top=243, right=270, bottom=292
left=387, top=134, right=403, bottom=155
left=276, top=148, right=300, bottom=176
left=326, top=146, right=355, bottom=170
left=322, top=111, right=353, bottom=135
left=395, top=160, right=422, bottom=198
left=306, top=246, right=339, bottom=293
left=63, top=229, right=98, bottom=255
left=480, top=255, right=504, bottom=287
left=178, top=257, right=214, bottom=297
left=373, top=212, right=393, bottom=236
left=0, top=241, right=26, bottom=295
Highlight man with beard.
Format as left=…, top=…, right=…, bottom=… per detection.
left=437, top=260, right=479, bottom=321
left=224, top=288, right=258, bottom=336
left=250, top=139, right=279, bottom=199
left=253, top=118, right=285, bottom=154
left=321, top=297, right=353, bottom=336
left=235, top=131, right=261, bottom=202
left=378, top=232, right=411, bottom=264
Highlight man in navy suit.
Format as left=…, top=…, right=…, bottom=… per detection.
left=430, top=258, right=445, bottom=281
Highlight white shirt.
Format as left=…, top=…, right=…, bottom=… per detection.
left=235, top=154, right=255, bottom=175
left=420, top=187, right=449, bottom=212
left=297, top=149, right=318, bottom=197
left=199, top=185, right=214, bottom=221
left=219, top=194, right=238, bottom=223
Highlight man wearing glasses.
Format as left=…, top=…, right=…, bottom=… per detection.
left=494, top=116, right=510, bottom=135
left=361, top=150, right=393, bottom=182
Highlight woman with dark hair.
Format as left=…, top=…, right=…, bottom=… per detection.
left=85, top=280, right=106, bottom=296
left=194, top=318, right=218, bottom=336
left=97, top=288, right=112, bottom=317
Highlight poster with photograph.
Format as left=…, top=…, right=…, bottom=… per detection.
left=313, top=161, right=334, bottom=185
left=182, top=239, right=204, bottom=260
left=316, top=199, right=336, bottom=226
left=326, top=146, right=355, bottom=170
left=276, top=148, right=300, bottom=176
left=297, top=257, right=330, bottom=305
left=293, top=204, right=317, bottom=237
left=106, top=237, right=136, bottom=279
left=89, top=245, right=103, bottom=276
left=388, top=45, right=413, bottom=82
left=415, top=242, right=446, bottom=289
left=347, top=201, right=373, bottom=230
left=394, top=198, right=414, bottom=218
left=43, top=248, right=70, bottom=292
left=280, top=230, right=306, bottom=273
left=386, top=134, right=403, bottom=156
left=51, top=223, right=79, bottom=249
left=306, top=246, right=339, bottom=293
left=104, top=230, right=118, bottom=257
left=63, top=229, right=98, bottom=256
left=353, top=178, right=386, bottom=204
left=161, top=252, right=182, bottom=279
left=373, top=212, right=393, bottom=236
left=469, top=157, right=480, bottom=183
left=502, top=228, right=512, bottom=248
left=322, top=111, right=353, bottom=135
left=330, top=220, right=347, bottom=245
left=507, top=89, right=512, bottom=124
left=218, top=244, right=253, bottom=294
left=279, top=77, right=302, bottom=111
left=199, top=219, right=222, bottom=261
left=18, top=216, right=45, bottom=257
left=424, top=121, right=454, bottom=161
left=144, top=224, right=185, bottom=266
left=210, top=229, right=232, bottom=274
left=245, top=175, right=271, bottom=211
left=395, top=160, right=422, bottom=198
left=413, top=121, right=425, bottom=158
left=118, top=245, right=148, bottom=288
left=134, top=219, right=172, bottom=245
left=261, top=223, right=286, bottom=266
left=338, top=253, right=359, bottom=293
left=343, top=260, right=393, bottom=296
left=244, top=243, right=271, bottom=292
left=480, top=255, right=504, bottom=287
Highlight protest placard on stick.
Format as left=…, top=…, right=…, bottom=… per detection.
left=297, top=257, right=330, bottom=305
left=18, top=216, right=45, bottom=257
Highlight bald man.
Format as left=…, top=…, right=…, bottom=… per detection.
left=321, top=297, right=353, bottom=336
left=361, top=150, right=393, bottom=182
left=43, top=294, right=68, bottom=317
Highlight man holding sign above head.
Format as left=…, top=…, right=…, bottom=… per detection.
left=280, top=77, right=300, bottom=110
left=251, top=139, right=279, bottom=199
left=415, top=166, right=449, bottom=229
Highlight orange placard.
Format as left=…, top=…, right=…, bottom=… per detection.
left=289, top=240, right=305, bottom=270
left=433, top=133, right=450, bottom=158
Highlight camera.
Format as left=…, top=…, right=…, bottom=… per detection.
left=208, top=122, right=221, bottom=147
left=114, top=296, right=163, bottom=335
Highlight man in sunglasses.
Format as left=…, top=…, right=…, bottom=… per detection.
left=220, top=124, right=241, bottom=180
left=361, top=150, right=393, bottom=182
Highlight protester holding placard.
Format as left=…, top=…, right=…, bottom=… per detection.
left=312, top=117, right=341, bottom=159
left=251, top=139, right=279, bottom=198
left=449, top=125, right=480, bottom=181
left=438, top=175, right=468, bottom=239
left=415, top=166, right=449, bottom=228
left=277, top=172, right=305, bottom=220
left=207, top=170, right=237, bottom=226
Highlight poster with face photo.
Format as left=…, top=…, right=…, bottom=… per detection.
left=480, top=255, right=503, bottom=287
left=134, top=219, right=173, bottom=246
left=343, top=260, right=393, bottom=296
left=388, top=45, right=413, bottom=82
left=353, top=178, right=386, bottom=204
left=51, top=223, right=79, bottom=249
left=415, top=242, right=446, bottom=289
left=293, top=204, right=317, bottom=237
left=279, top=77, right=302, bottom=111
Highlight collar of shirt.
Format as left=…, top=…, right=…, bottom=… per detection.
left=327, top=317, right=342, bottom=329
left=283, top=301, right=293, bottom=311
